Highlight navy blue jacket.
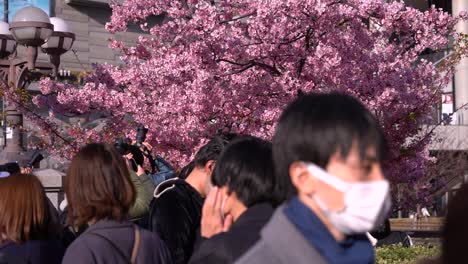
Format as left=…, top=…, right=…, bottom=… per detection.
left=0, top=240, right=65, bottom=264
left=148, top=155, right=176, bottom=186
left=189, top=203, right=274, bottom=264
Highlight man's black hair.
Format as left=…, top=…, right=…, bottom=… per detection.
left=193, top=134, right=237, bottom=167
left=273, top=92, right=387, bottom=200
left=178, top=161, right=195, bottom=180
left=212, top=136, right=279, bottom=206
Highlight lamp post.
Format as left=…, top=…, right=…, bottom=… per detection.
left=42, top=17, right=75, bottom=78
left=0, top=7, right=75, bottom=165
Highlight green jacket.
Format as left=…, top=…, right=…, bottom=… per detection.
left=129, top=171, right=155, bottom=220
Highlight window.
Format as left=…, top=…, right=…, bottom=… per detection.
left=441, top=93, right=456, bottom=125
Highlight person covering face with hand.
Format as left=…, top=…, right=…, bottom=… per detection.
left=198, top=187, right=233, bottom=239
left=190, top=136, right=278, bottom=264
left=236, top=93, right=391, bottom=264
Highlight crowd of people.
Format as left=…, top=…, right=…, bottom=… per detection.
left=0, top=93, right=465, bottom=263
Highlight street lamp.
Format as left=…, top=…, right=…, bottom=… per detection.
left=42, top=17, right=76, bottom=78
left=0, top=6, right=75, bottom=165
left=9, top=6, right=54, bottom=70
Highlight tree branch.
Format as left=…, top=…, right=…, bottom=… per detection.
left=220, top=12, right=256, bottom=24
left=217, top=59, right=281, bottom=76
left=6, top=92, right=75, bottom=147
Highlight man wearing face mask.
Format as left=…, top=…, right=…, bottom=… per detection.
left=147, top=135, right=235, bottom=264
left=236, top=93, right=391, bottom=264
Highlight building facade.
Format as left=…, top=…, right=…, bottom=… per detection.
left=51, top=0, right=142, bottom=72
left=406, top=0, right=468, bottom=216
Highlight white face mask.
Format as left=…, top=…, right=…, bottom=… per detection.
left=306, top=163, right=391, bottom=235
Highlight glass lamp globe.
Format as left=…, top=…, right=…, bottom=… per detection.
left=9, top=6, right=54, bottom=46
left=42, top=17, right=75, bottom=54
left=0, top=22, right=17, bottom=58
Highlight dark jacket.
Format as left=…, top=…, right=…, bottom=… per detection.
left=148, top=155, right=176, bottom=186
left=0, top=240, right=65, bottom=264
left=189, top=203, right=274, bottom=264
left=235, top=205, right=327, bottom=264
left=62, top=220, right=172, bottom=264
left=148, top=178, right=204, bottom=264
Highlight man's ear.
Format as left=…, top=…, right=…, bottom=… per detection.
left=289, top=162, right=316, bottom=195
left=219, top=186, right=230, bottom=197
left=205, top=160, right=216, bottom=175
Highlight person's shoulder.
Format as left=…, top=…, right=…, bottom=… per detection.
left=235, top=239, right=274, bottom=264
left=0, top=246, right=28, bottom=264
left=152, top=178, right=197, bottom=206
left=1, top=239, right=63, bottom=252
left=32, top=239, right=65, bottom=253
left=66, top=233, right=93, bottom=250
left=62, top=235, right=95, bottom=261
left=156, top=186, right=181, bottom=201
left=150, top=188, right=183, bottom=214
left=129, top=170, right=139, bottom=181
left=138, top=228, right=172, bottom=261
left=140, top=228, right=165, bottom=243
left=153, top=178, right=184, bottom=199
left=198, top=233, right=231, bottom=250
left=68, top=226, right=118, bottom=251
left=0, top=242, right=21, bottom=256
left=189, top=235, right=232, bottom=264
left=148, top=179, right=201, bottom=228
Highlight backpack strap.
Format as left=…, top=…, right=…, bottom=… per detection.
left=131, top=225, right=141, bottom=264
left=87, top=232, right=129, bottom=261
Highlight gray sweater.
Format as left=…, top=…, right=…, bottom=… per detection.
left=62, top=220, right=172, bottom=264
left=235, top=205, right=327, bottom=264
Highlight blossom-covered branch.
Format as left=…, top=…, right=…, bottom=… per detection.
left=24, top=0, right=468, bottom=207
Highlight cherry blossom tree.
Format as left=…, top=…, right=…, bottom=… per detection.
left=6, top=0, right=468, bottom=206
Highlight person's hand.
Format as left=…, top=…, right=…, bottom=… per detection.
left=136, top=165, right=145, bottom=176
left=138, top=142, right=153, bottom=157
left=21, top=167, right=33, bottom=174
left=142, top=142, right=153, bottom=152
left=123, top=153, right=133, bottom=171
left=201, top=187, right=233, bottom=238
left=125, top=153, right=133, bottom=160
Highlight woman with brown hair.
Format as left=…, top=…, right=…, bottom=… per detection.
left=0, top=173, right=64, bottom=264
left=62, top=143, right=172, bottom=264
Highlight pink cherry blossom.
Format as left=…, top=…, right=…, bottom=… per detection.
left=3, top=0, right=465, bottom=208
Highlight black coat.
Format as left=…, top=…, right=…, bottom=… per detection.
left=189, top=203, right=274, bottom=264
left=147, top=178, right=204, bottom=264
left=0, top=240, right=65, bottom=264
